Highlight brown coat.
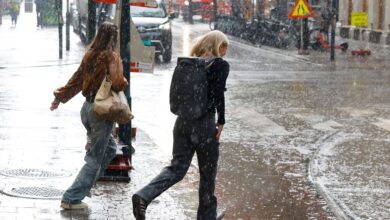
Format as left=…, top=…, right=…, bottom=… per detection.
left=54, top=51, right=128, bottom=103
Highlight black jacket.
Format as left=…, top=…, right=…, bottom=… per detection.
left=207, top=58, right=230, bottom=125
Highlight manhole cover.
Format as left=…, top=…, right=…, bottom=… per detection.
left=0, top=168, right=71, bottom=178
left=1, top=186, right=63, bottom=199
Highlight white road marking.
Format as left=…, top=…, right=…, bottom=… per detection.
left=337, top=107, right=376, bottom=117
left=231, top=107, right=290, bottom=135
left=313, top=120, right=343, bottom=131
left=373, top=118, right=390, bottom=132
left=294, top=113, right=343, bottom=131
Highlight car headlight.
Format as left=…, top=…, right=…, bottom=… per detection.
left=159, top=22, right=170, bottom=30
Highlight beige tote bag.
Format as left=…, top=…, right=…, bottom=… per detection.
left=93, top=76, right=133, bottom=124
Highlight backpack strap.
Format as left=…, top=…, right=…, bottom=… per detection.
left=104, top=55, right=112, bottom=81
left=205, top=57, right=222, bottom=69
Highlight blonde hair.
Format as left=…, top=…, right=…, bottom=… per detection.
left=190, top=30, right=229, bottom=58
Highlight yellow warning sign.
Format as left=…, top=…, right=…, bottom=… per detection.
left=351, top=12, right=368, bottom=27
left=288, top=0, right=315, bottom=19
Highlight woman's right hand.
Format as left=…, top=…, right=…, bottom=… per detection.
left=50, top=98, right=60, bottom=111
left=216, top=123, right=224, bottom=141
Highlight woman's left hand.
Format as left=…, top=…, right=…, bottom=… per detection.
left=50, top=98, right=60, bottom=111
left=216, top=123, right=224, bottom=141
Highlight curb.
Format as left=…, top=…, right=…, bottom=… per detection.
left=307, top=131, right=352, bottom=220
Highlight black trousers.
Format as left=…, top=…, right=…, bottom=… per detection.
left=136, top=113, right=219, bottom=220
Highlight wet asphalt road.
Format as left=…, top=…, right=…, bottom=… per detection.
left=0, top=11, right=389, bottom=220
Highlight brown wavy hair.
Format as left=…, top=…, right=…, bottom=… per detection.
left=85, top=22, right=119, bottom=73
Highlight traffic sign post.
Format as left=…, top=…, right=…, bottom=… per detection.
left=288, top=0, right=315, bottom=55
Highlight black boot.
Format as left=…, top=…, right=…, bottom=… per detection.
left=132, top=194, right=147, bottom=220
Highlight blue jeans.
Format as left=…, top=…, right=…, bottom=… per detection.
left=62, top=101, right=117, bottom=204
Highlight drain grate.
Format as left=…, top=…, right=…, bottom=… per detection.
left=0, top=168, right=71, bottom=178
left=1, top=186, right=64, bottom=199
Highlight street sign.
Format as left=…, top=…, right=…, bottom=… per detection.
left=129, top=18, right=155, bottom=73
left=351, top=12, right=368, bottom=27
left=97, top=0, right=155, bottom=73
left=288, top=0, right=315, bottom=19
left=94, top=0, right=158, bottom=8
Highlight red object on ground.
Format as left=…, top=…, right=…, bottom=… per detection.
left=107, top=155, right=132, bottom=171
left=351, top=49, right=371, bottom=56
left=318, top=31, right=348, bottom=51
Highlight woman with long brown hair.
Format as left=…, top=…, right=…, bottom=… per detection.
left=50, top=22, right=128, bottom=210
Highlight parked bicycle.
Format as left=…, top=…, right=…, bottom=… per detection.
left=212, top=14, right=298, bottom=49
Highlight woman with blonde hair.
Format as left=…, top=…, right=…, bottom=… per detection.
left=50, top=22, right=128, bottom=210
left=132, top=30, right=230, bottom=220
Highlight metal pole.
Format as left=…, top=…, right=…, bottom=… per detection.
left=66, top=0, right=70, bottom=51
left=188, top=0, right=193, bottom=24
left=213, top=0, right=217, bottom=22
left=300, top=18, right=304, bottom=53
left=0, top=0, right=3, bottom=25
left=87, top=0, right=96, bottom=44
left=58, top=0, right=63, bottom=59
left=330, top=0, right=337, bottom=61
left=119, top=0, right=132, bottom=150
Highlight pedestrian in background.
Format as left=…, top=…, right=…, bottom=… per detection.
left=50, top=22, right=128, bottom=210
left=34, top=0, right=44, bottom=28
left=132, top=30, right=230, bottom=220
left=10, top=0, right=20, bottom=26
left=0, top=0, right=3, bottom=25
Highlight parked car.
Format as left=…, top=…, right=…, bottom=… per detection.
left=71, top=0, right=174, bottom=63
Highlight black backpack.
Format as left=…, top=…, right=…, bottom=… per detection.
left=169, top=57, right=214, bottom=119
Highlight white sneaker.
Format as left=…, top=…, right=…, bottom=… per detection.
left=60, top=201, right=88, bottom=210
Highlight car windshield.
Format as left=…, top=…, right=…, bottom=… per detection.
left=131, top=5, right=166, bottom=18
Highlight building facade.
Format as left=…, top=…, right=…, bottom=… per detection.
left=338, top=0, right=390, bottom=44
